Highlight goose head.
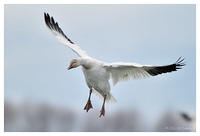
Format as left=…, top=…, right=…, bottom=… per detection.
left=67, top=58, right=81, bottom=70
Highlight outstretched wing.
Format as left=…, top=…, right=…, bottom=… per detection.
left=104, top=57, right=185, bottom=85
left=44, top=13, right=88, bottom=57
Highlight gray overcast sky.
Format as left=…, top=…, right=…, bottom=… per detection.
left=5, top=4, right=195, bottom=122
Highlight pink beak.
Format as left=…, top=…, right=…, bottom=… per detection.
left=67, top=64, right=73, bottom=70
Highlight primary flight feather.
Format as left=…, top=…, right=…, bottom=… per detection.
left=44, top=13, right=185, bottom=117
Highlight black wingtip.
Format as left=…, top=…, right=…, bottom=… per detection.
left=175, top=57, right=185, bottom=70
left=44, top=13, right=74, bottom=44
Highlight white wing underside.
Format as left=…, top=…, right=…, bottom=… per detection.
left=104, top=62, right=152, bottom=85
left=104, top=58, right=185, bottom=85
left=52, top=30, right=88, bottom=57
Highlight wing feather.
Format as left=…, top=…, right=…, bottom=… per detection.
left=104, top=57, right=185, bottom=85
left=44, top=13, right=88, bottom=57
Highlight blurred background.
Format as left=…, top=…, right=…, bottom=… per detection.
left=4, top=4, right=196, bottom=131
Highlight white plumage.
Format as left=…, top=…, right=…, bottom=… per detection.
left=44, top=13, right=185, bottom=117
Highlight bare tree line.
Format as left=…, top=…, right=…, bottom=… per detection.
left=4, top=100, right=195, bottom=132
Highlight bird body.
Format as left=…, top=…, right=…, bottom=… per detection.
left=44, top=13, right=185, bottom=117
left=77, top=57, right=115, bottom=102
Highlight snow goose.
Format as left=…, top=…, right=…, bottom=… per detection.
left=44, top=13, right=185, bottom=117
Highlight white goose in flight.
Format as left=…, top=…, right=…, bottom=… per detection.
left=44, top=13, right=185, bottom=117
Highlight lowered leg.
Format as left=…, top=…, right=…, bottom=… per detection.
left=84, top=88, right=93, bottom=112
left=99, top=94, right=107, bottom=117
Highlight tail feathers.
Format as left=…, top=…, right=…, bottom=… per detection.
left=92, top=89, right=117, bottom=104
left=107, top=93, right=117, bottom=104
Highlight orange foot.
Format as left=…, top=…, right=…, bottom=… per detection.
left=99, top=106, right=105, bottom=117
left=84, top=100, right=93, bottom=112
